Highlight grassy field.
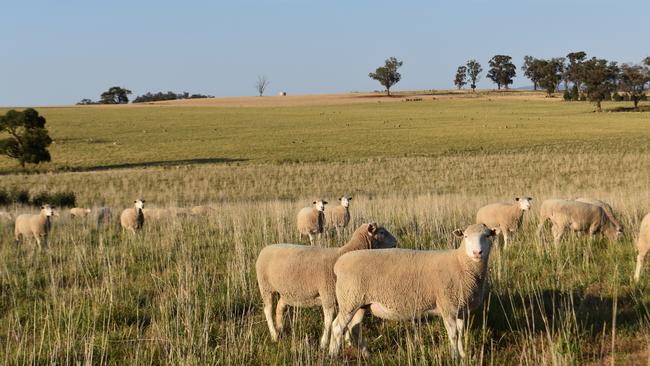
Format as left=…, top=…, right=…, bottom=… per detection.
left=1, top=92, right=649, bottom=365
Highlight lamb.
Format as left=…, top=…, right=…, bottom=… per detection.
left=296, top=200, right=327, bottom=245
left=537, top=199, right=622, bottom=244
left=328, top=224, right=496, bottom=359
left=14, top=204, right=56, bottom=246
left=324, top=196, right=352, bottom=239
left=574, top=197, right=624, bottom=234
left=634, top=213, right=650, bottom=282
left=120, top=199, right=145, bottom=233
left=256, top=223, right=397, bottom=349
left=95, top=207, right=113, bottom=227
left=475, top=197, right=532, bottom=249
left=69, top=207, right=92, bottom=218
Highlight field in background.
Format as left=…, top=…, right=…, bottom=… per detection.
left=1, top=91, right=649, bottom=364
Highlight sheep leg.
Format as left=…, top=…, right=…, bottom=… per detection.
left=308, top=233, right=315, bottom=245
left=34, top=234, right=42, bottom=247
left=261, top=292, right=278, bottom=341
left=456, top=317, right=466, bottom=359
left=319, top=305, right=335, bottom=349
left=347, top=308, right=369, bottom=358
left=328, top=309, right=356, bottom=356
left=502, top=228, right=510, bottom=250
left=442, top=315, right=460, bottom=360
left=275, top=297, right=287, bottom=337
left=635, top=251, right=646, bottom=282
left=551, top=224, right=564, bottom=246
left=537, top=219, right=548, bottom=241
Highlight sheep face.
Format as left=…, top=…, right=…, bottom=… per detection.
left=515, top=197, right=533, bottom=211
left=41, top=205, right=55, bottom=217
left=134, top=199, right=145, bottom=209
left=454, top=224, right=496, bottom=261
left=367, top=223, right=397, bottom=249
left=605, top=225, right=624, bottom=242
left=339, top=196, right=352, bottom=208
left=312, top=200, right=327, bottom=212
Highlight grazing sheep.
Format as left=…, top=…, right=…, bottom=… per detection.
left=142, top=207, right=172, bottom=221
left=325, top=196, right=352, bottom=239
left=256, top=223, right=397, bottom=349
left=634, top=213, right=650, bottom=282
left=328, top=224, right=496, bottom=359
left=537, top=199, right=622, bottom=244
left=120, top=199, right=145, bottom=233
left=190, top=205, right=213, bottom=216
left=95, top=207, right=113, bottom=227
left=475, top=197, right=532, bottom=249
left=70, top=207, right=92, bottom=218
left=14, top=205, right=56, bottom=246
left=575, top=197, right=624, bottom=233
left=297, top=200, right=327, bottom=245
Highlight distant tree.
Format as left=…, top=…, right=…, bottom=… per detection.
left=369, top=57, right=403, bottom=96
left=521, top=56, right=543, bottom=90
left=537, top=58, right=564, bottom=97
left=100, top=86, right=132, bottom=104
left=132, top=91, right=212, bottom=103
left=581, top=57, right=619, bottom=112
left=619, top=63, right=650, bottom=109
left=454, top=66, right=468, bottom=89
left=256, top=75, right=270, bottom=97
left=466, top=59, right=482, bottom=92
left=0, top=108, right=52, bottom=167
left=566, top=51, right=587, bottom=91
left=76, top=98, right=96, bottom=105
left=487, top=55, right=516, bottom=90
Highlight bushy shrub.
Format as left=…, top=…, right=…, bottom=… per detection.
left=31, top=191, right=76, bottom=208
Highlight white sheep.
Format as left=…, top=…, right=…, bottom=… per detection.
left=537, top=198, right=622, bottom=244
left=256, top=223, right=397, bottom=349
left=120, top=199, right=145, bottom=233
left=574, top=197, right=624, bottom=233
left=475, top=197, right=532, bottom=249
left=324, top=196, right=352, bottom=239
left=69, top=207, right=92, bottom=218
left=634, top=213, right=650, bottom=282
left=14, top=204, right=56, bottom=246
left=95, top=207, right=113, bottom=227
left=297, top=200, right=327, bottom=245
left=328, top=224, right=496, bottom=359
left=142, top=207, right=172, bottom=221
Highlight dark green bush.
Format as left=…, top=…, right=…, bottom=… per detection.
left=30, top=191, right=76, bottom=208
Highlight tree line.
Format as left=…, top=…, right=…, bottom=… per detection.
left=453, top=52, right=650, bottom=111
left=77, top=87, right=213, bottom=105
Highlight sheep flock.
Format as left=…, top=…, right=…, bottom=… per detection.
left=1, top=194, right=648, bottom=361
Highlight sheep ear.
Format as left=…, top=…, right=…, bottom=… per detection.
left=528, top=197, right=533, bottom=201
left=40, top=205, right=45, bottom=209
left=488, top=229, right=498, bottom=238
left=312, top=201, right=317, bottom=205
left=452, top=229, right=464, bottom=237
left=323, top=201, right=328, bottom=205
left=367, top=223, right=377, bottom=234
left=339, top=197, right=342, bottom=201
left=515, top=197, right=520, bottom=201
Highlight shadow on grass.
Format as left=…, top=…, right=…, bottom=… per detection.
left=608, top=105, right=650, bottom=113
left=0, top=157, right=247, bottom=175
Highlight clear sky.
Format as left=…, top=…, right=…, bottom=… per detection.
left=1, top=0, right=648, bottom=106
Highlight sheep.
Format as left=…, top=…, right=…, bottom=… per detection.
left=475, top=197, right=532, bottom=249
left=324, top=196, right=352, bottom=239
left=634, top=213, right=650, bottom=282
left=95, top=207, right=113, bottom=227
left=256, top=223, right=397, bottom=350
left=190, top=205, right=213, bottom=216
left=328, top=224, right=496, bottom=359
left=142, top=207, right=172, bottom=221
left=297, top=200, right=327, bottom=245
left=120, top=199, right=145, bottom=233
left=14, top=205, right=56, bottom=247
left=69, top=207, right=92, bottom=218
left=574, top=197, right=624, bottom=234
left=537, top=199, right=622, bottom=244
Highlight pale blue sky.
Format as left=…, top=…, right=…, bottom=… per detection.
left=1, top=0, right=648, bottom=106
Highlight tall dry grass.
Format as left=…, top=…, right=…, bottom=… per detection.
left=1, top=151, right=649, bottom=364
